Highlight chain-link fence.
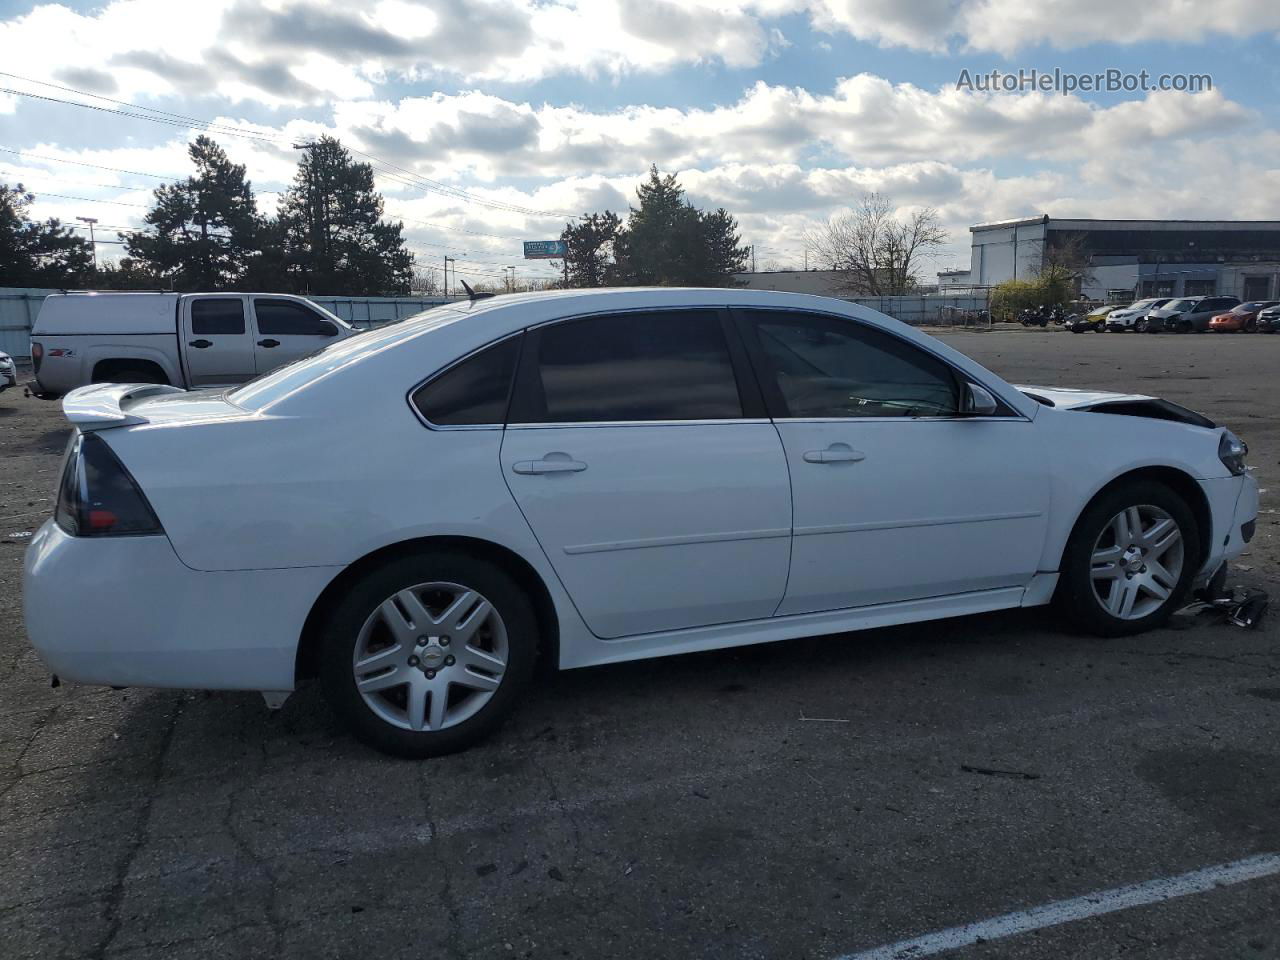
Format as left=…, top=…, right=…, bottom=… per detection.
left=842, top=292, right=992, bottom=327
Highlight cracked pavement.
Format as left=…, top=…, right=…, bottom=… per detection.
left=2, top=330, right=1279, bottom=959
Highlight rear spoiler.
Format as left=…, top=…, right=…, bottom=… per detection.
left=62, top=382, right=185, bottom=432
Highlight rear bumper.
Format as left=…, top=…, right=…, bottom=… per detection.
left=23, top=521, right=340, bottom=691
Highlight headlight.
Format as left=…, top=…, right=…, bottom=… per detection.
left=1219, top=430, right=1248, bottom=476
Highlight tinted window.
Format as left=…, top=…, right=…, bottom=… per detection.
left=746, top=311, right=959, bottom=418
left=254, top=299, right=338, bottom=336
left=412, top=335, right=520, bottom=426
left=523, top=311, right=742, bottom=423
left=191, top=299, right=245, bottom=335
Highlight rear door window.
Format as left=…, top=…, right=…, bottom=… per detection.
left=191, top=299, right=245, bottom=335
left=513, top=310, right=744, bottom=423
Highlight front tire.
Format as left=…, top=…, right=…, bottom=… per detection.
left=319, top=552, right=538, bottom=758
left=1058, top=481, right=1199, bottom=637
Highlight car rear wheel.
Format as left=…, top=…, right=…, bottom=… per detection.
left=319, top=552, right=538, bottom=758
left=1058, top=481, right=1199, bottom=637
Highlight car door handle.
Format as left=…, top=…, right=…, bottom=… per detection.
left=512, top=457, right=588, bottom=475
left=257, top=339, right=280, bottom=348
left=188, top=339, right=212, bottom=349
left=803, top=445, right=866, bottom=464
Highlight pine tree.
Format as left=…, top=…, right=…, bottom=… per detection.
left=610, top=166, right=748, bottom=287
left=0, top=183, right=95, bottom=287
left=278, top=136, right=413, bottom=295
left=125, top=136, right=267, bottom=290
left=560, top=211, right=621, bottom=287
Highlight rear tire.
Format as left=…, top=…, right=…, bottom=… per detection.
left=1058, top=481, right=1199, bottom=637
left=319, top=551, right=538, bottom=758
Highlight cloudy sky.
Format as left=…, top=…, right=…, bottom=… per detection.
left=2, top=0, right=1279, bottom=286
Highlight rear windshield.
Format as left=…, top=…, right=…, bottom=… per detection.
left=228, top=305, right=461, bottom=410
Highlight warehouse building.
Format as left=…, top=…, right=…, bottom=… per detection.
left=967, top=216, right=1280, bottom=301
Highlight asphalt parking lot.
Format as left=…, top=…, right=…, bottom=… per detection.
left=2, top=328, right=1278, bottom=960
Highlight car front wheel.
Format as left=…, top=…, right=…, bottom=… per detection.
left=1058, top=481, right=1199, bottom=637
left=319, top=552, right=538, bottom=758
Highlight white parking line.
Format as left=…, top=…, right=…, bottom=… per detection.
left=837, top=853, right=1280, bottom=960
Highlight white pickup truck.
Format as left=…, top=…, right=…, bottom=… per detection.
left=29, top=292, right=355, bottom=398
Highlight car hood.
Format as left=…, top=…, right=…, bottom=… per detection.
left=1016, top=385, right=1150, bottom=408
left=1015, top=384, right=1216, bottom=427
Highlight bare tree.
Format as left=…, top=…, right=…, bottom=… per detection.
left=410, top=266, right=441, bottom=295
left=1035, top=232, right=1094, bottom=296
left=805, top=193, right=948, bottom=296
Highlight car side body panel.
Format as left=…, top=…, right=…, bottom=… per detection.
left=23, top=288, right=1258, bottom=694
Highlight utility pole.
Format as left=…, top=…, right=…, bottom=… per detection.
left=443, top=256, right=455, bottom=297
left=751, top=244, right=756, bottom=273
left=77, top=216, right=98, bottom=270
left=506, top=266, right=515, bottom=292
left=293, top=142, right=318, bottom=289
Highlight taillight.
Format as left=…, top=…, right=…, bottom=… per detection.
left=55, top=434, right=163, bottom=537
left=31, top=341, right=43, bottom=374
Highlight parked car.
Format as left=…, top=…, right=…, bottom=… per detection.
left=1147, top=295, right=1241, bottom=333
left=1208, top=300, right=1279, bottom=333
left=1257, top=303, right=1280, bottom=333
left=1068, top=305, right=1114, bottom=332
left=1141, top=296, right=1203, bottom=333
left=0, top=351, right=15, bottom=393
left=1105, top=298, right=1170, bottom=332
left=28, top=292, right=354, bottom=398
left=25, top=289, right=1258, bottom=757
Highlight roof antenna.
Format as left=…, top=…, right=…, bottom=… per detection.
left=459, top=279, right=495, bottom=302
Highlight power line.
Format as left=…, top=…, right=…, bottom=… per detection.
left=1, top=72, right=579, bottom=220
left=0, top=146, right=182, bottom=181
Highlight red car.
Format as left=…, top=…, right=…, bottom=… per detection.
left=1209, top=300, right=1280, bottom=332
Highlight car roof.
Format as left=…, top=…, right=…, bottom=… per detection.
left=228, top=287, right=1039, bottom=420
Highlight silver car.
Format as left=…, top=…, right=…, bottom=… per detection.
left=0, top=351, right=17, bottom=393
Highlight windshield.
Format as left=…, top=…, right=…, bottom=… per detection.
left=1166, top=299, right=1196, bottom=311
left=228, top=304, right=462, bottom=410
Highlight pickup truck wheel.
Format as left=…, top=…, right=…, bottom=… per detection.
left=1058, top=481, right=1199, bottom=638
left=319, top=552, right=538, bottom=758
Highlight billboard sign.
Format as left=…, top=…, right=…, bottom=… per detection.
left=523, top=240, right=568, bottom=259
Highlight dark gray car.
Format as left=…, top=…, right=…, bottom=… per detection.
left=1148, top=295, right=1240, bottom=333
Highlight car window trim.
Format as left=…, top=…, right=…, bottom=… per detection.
left=728, top=305, right=1028, bottom=423
left=507, top=306, right=761, bottom=426
left=406, top=330, right=525, bottom=431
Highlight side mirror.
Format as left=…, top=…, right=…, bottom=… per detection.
left=963, top=383, right=999, bottom=416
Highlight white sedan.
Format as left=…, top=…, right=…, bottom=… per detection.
left=24, top=289, right=1258, bottom=756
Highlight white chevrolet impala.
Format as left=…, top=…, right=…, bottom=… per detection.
left=25, top=289, right=1258, bottom=756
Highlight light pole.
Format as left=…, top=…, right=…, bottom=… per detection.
left=506, top=266, right=515, bottom=292
left=443, top=256, right=455, bottom=297
left=77, top=216, right=99, bottom=270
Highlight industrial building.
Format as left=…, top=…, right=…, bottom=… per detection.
left=959, top=216, right=1280, bottom=301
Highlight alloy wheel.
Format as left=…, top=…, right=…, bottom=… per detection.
left=1089, top=505, right=1184, bottom=620
left=351, top=581, right=508, bottom=732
